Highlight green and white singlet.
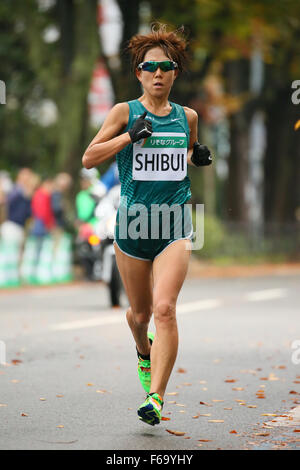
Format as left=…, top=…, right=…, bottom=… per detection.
left=114, top=99, right=193, bottom=261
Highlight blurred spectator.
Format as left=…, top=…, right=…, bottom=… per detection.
left=0, top=168, right=39, bottom=246
left=101, top=161, right=119, bottom=191
left=75, top=168, right=103, bottom=229
left=0, top=170, right=13, bottom=224
left=31, top=177, right=56, bottom=238
left=51, top=172, right=73, bottom=231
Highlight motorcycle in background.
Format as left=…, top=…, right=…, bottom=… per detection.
left=94, top=184, right=123, bottom=307
left=75, top=184, right=123, bottom=307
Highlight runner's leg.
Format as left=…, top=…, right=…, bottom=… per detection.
left=150, top=239, right=191, bottom=398
left=114, top=243, right=153, bottom=356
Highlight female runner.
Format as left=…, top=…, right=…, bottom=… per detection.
left=82, top=24, right=212, bottom=426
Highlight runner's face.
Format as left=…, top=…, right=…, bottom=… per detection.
left=136, top=47, right=178, bottom=97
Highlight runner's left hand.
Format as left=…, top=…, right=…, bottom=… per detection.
left=191, top=142, right=212, bottom=167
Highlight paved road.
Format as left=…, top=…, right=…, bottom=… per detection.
left=0, top=272, right=299, bottom=450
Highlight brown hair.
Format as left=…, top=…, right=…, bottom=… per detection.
left=126, top=23, right=188, bottom=73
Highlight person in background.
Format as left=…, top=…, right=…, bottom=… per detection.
left=0, top=168, right=39, bottom=247
left=75, top=168, right=101, bottom=229
left=101, top=161, right=120, bottom=192
left=51, top=172, right=73, bottom=232
left=0, top=170, right=13, bottom=225
left=31, top=176, right=56, bottom=239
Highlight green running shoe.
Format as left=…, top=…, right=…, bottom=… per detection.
left=137, top=393, right=164, bottom=426
left=137, top=331, right=154, bottom=394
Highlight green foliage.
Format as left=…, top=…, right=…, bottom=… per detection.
left=192, top=211, right=299, bottom=262
left=0, top=0, right=99, bottom=177
left=192, top=211, right=226, bottom=258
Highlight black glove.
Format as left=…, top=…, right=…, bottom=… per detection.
left=191, top=142, right=212, bottom=167
left=128, top=111, right=152, bottom=143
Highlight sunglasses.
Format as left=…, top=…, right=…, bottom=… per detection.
left=137, top=60, right=178, bottom=72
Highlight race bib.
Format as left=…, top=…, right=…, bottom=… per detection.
left=132, top=132, right=188, bottom=181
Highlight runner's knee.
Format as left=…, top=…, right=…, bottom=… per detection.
left=154, top=301, right=176, bottom=325
left=132, top=309, right=152, bottom=326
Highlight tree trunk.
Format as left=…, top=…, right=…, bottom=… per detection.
left=225, top=59, right=251, bottom=224
left=264, top=86, right=300, bottom=226
left=55, top=0, right=100, bottom=173
left=108, top=0, right=141, bottom=102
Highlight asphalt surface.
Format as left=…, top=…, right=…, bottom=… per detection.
left=0, top=270, right=299, bottom=451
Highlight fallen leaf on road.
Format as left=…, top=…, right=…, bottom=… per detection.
left=192, top=414, right=200, bottom=419
left=56, top=394, right=64, bottom=398
left=198, top=413, right=211, bottom=417
left=161, top=417, right=170, bottom=421
left=39, top=398, right=46, bottom=401
left=232, top=387, right=244, bottom=391
left=247, top=405, right=257, bottom=408
left=177, top=368, right=186, bottom=373
left=166, top=392, right=178, bottom=396
left=56, top=425, right=64, bottom=428
left=224, top=407, right=233, bottom=410
left=96, top=389, right=107, bottom=393
left=293, top=429, right=300, bottom=433
left=225, top=379, right=236, bottom=383
left=0, top=404, right=8, bottom=407
left=86, top=383, right=94, bottom=386
left=11, top=359, right=22, bottom=365
left=166, top=429, right=185, bottom=436
left=240, top=369, right=257, bottom=375
left=254, top=432, right=270, bottom=436
left=268, top=373, right=279, bottom=381
left=261, top=413, right=277, bottom=417
left=199, top=401, right=212, bottom=406
left=212, top=399, right=224, bottom=402
left=198, top=439, right=212, bottom=442
left=21, top=413, right=28, bottom=417
left=229, top=430, right=237, bottom=434
left=208, top=420, right=224, bottom=423
left=175, top=403, right=186, bottom=407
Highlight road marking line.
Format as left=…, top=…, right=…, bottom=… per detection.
left=51, top=313, right=124, bottom=331
left=177, top=299, right=222, bottom=314
left=50, top=299, right=223, bottom=331
left=49, top=288, right=289, bottom=332
left=244, top=288, right=288, bottom=302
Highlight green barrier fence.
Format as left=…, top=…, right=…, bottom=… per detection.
left=0, top=233, right=73, bottom=288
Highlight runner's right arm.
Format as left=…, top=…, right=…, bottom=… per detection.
left=82, top=103, right=130, bottom=169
